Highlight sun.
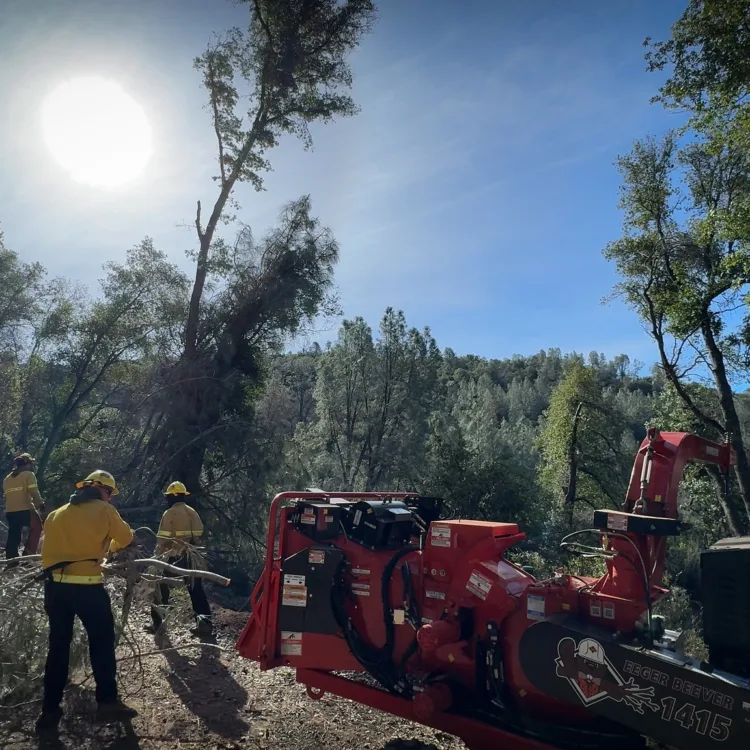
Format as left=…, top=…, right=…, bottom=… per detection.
left=41, top=77, right=153, bottom=188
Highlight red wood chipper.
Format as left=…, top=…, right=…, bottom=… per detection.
left=236, top=429, right=750, bottom=749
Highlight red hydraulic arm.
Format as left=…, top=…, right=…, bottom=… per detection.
left=591, top=429, right=734, bottom=608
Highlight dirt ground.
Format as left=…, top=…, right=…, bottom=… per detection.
left=0, top=603, right=466, bottom=750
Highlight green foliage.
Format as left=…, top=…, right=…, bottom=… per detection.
left=604, top=129, right=750, bottom=532
left=646, top=0, right=750, bottom=115
left=194, top=0, right=377, bottom=191
left=538, top=360, right=635, bottom=514
left=293, top=308, right=439, bottom=491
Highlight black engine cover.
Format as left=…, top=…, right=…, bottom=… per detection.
left=519, top=617, right=750, bottom=750
left=701, top=536, right=750, bottom=677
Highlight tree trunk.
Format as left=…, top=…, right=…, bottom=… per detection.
left=19, top=398, right=31, bottom=451
left=706, top=466, right=744, bottom=537
left=702, top=320, right=750, bottom=528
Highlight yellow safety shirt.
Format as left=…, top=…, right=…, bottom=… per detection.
left=156, top=501, right=204, bottom=556
left=41, top=499, right=134, bottom=584
left=3, top=470, right=43, bottom=513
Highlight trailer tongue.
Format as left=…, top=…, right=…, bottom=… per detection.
left=236, top=430, right=750, bottom=750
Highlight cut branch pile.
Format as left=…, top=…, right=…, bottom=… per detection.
left=0, top=541, right=230, bottom=707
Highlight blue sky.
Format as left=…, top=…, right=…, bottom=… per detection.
left=0, top=0, right=688, bottom=364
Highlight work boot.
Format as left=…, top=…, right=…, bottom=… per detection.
left=190, top=616, right=213, bottom=637
left=144, top=621, right=163, bottom=635
left=35, top=707, right=62, bottom=733
left=95, top=700, right=138, bottom=723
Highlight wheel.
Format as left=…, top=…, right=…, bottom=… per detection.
left=384, top=740, right=439, bottom=750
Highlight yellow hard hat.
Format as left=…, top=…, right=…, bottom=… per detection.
left=165, top=481, right=190, bottom=496
left=77, top=469, right=119, bottom=496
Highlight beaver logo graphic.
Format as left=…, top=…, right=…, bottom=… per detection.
left=555, top=637, right=659, bottom=715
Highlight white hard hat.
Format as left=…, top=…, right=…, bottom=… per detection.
left=577, top=639, right=605, bottom=665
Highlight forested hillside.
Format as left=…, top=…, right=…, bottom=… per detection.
left=2, top=243, right=747, bottom=631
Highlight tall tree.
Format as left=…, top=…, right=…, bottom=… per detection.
left=604, top=133, right=750, bottom=533
left=295, top=309, right=439, bottom=491
left=165, top=0, right=376, bottom=492
left=0, top=231, right=44, bottom=352
left=538, top=360, right=631, bottom=518
left=162, top=198, right=339, bottom=492
left=33, top=240, right=188, bottom=489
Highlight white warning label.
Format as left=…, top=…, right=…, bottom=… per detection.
left=430, top=524, right=452, bottom=548
left=606, top=513, right=628, bottom=532
left=590, top=601, right=602, bottom=617
left=527, top=594, right=545, bottom=621
left=282, top=575, right=307, bottom=607
left=308, top=550, right=325, bottom=565
left=280, top=631, right=302, bottom=656
left=603, top=603, right=615, bottom=620
left=352, top=582, right=370, bottom=597
left=282, top=586, right=307, bottom=607
left=425, top=589, right=446, bottom=600
left=466, top=570, right=493, bottom=600
left=352, top=568, right=371, bottom=576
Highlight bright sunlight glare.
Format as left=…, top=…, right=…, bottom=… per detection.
left=41, top=77, right=152, bottom=188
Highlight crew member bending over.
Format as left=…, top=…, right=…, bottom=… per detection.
left=146, top=481, right=213, bottom=637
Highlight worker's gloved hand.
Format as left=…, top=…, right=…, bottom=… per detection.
left=120, top=544, right=140, bottom=561
left=109, top=542, right=140, bottom=566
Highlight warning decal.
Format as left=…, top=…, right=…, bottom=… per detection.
left=308, top=549, right=325, bottom=565
left=352, top=568, right=371, bottom=577
left=425, top=589, right=446, bottom=600
left=300, top=508, right=315, bottom=525
left=280, top=631, right=302, bottom=656
left=527, top=594, right=546, bottom=621
left=282, top=574, right=307, bottom=607
left=351, top=582, right=370, bottom=597
left=430, top=524, right=452, bottom=548
left=282, top=585, right=307, bottom=607
left=606, top=513, right=628, bottom=532
left=466, top=569, right=493, bottom=600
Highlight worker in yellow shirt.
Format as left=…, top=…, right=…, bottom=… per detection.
left=146, top=481, right=213, bottom=637
left=35, top=470, right=138, bottom=734
left=3, top=453, right=45, bottom=562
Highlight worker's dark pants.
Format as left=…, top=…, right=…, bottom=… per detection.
left=5, top=510, right=42, bottom=560
left=151, top=555, right=211, bottom=627
left=42, top=582, right=118, bottom=711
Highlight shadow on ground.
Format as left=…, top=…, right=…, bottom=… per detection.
left=0, top=702, right=144, bottom=750
left=157, top=630, right=248, bottom=740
